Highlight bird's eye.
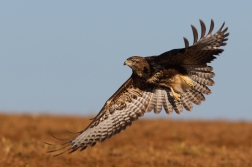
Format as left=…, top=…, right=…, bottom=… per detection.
left=132, top=60, right=136, bottom=63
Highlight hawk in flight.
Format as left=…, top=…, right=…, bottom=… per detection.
left=47, top=20, right=229, bottom=156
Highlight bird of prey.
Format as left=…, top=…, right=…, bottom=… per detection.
left=47, top=19, right=229, bottom=156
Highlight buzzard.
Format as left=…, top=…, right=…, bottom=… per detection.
left=47, top=19, right=229, bottom=156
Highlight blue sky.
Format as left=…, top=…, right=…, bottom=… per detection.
left=0, top=1, right=251, bottom=120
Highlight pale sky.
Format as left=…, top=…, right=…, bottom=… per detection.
left=1, top=1, right=251, bottom=120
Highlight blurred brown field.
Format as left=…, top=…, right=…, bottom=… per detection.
left=0, top=113, right=252, bottom=167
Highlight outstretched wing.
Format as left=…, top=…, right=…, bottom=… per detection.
left=46, top=75, right=155, bottom=156
left=147, top=19, right=229, bottom=65
left=146, top=19, right=229, bottom=113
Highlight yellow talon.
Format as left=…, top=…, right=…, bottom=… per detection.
left=173, top=92, right=181, bottom=102
left=169, top=86, right=181, bottom=102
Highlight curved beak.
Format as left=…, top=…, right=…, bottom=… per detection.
left=124, top=60, right=129, bottom=66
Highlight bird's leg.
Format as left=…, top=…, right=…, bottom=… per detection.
left=168, top=86, right=181, bottom=102
left=179, top=75, right=194, bottom=87
left=147, top=71, right=181, bottom=101
left=158, top=83, right=181, bottom=102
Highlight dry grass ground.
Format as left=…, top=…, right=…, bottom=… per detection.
left=0, top=113, right=252, bottom=167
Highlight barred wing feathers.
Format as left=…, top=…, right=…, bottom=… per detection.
left=174, top=20, right=228, bottom=112
left=47, top=76, right=156, bottom=156
left=69, top=88, right=155, bottom=153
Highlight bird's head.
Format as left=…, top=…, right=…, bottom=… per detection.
left=124, top=56, right=150, bottom=78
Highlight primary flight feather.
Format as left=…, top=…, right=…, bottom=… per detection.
left=47, top=19, right=229, bottom=156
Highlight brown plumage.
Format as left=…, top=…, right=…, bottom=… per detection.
left=46, top=19, right=229, bottom=156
